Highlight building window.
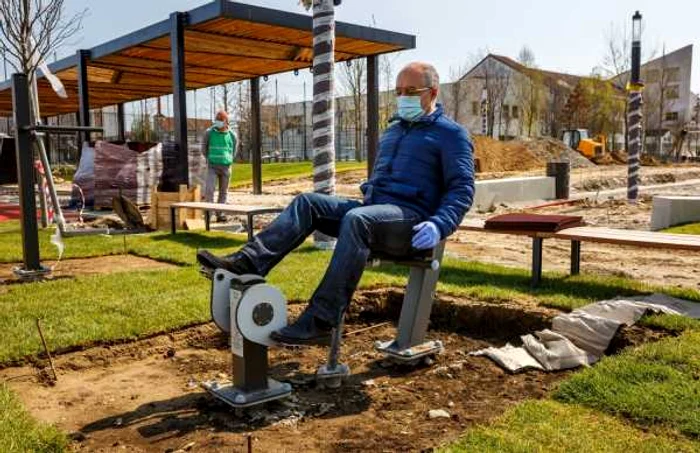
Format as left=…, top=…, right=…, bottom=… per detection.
left=512, top=106, right=519, bottom=119
left=667, top=67, right=681, bottom=83
left=665, top=111, right=679, bottom=122
left=666, top=85, right=680, bottom=100
left=644, top=69, right=659, bottom=83
left=503, top=105, right=510, bottom=119
left=472, top=101, right=479, bottom=115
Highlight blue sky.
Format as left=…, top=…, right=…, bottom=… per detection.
left=56, top=0, right=698, bottom=117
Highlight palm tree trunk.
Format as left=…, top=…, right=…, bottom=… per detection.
left=312, top=0, right=337, bottom=248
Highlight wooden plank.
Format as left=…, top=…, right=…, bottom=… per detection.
left=170, top=201, right=283, bottom=215
left=184, top=218, right=206, bottom=230
left=554, top=227, right=700, bottom=250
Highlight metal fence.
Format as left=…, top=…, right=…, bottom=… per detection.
left=0, top=106, right=369, bottom=167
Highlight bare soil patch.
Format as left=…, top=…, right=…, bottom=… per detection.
left=0, top=255, right=177, bottom=285
left=1, top=288, right=669, bottom=452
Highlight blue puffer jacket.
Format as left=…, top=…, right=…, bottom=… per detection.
left=361, top=104, right=475, bottom=239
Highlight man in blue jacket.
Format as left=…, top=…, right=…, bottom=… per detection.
left=197, top=62, right=475, bottom=346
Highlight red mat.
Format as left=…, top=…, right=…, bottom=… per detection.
left=0, top=203, right=22, bottom=222
left=0, top=204, right=80, bottom=222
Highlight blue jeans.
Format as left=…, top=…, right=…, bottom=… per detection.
left=238, top=193, right=422, bottom=324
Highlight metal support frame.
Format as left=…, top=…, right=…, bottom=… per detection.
left=116, top=103, right=125, bottom=141
left=571, top=240, right=581, bottom=275
left=202, top=270, right=291, bottom=409
left=250, top=77, right=262, bottom=195
left=170, top=12, right=189, bottom=188
left=531, top=237, right=543, bottom=287
left=366, top=54, right=379, bottom=177
left=11, top=73, right=41, bottom=272
left=76, top=49, right=91, bottom=146
left=375, top=242, right=446, bottom=364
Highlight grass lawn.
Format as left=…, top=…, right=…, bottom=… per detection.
left=0, top=384, right=66, bottom=452
left=441, top=400, right=698, bottom=453
left=229, top=161, right=365, bottom=188
left=2, top=224, right=700, bottom=451
left=665, top=222, right=700, bottom=235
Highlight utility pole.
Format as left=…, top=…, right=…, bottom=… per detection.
left=275, top=78, right=281, bottom=157
left=303, top=80, right=308, bottom=160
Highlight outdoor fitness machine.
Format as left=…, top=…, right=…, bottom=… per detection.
left=201, top=269, right=292, bottom=410
left=201, top=242, right=446, bottom=408
left=316, top=242, right=447, bottom=388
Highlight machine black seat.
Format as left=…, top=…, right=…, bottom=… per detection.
left=367, top=241, right=446, bottom=268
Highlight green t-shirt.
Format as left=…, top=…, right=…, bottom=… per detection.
left=206, top=128, right=236, bottom=166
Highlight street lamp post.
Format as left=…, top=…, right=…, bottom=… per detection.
left=480, top=87, right=488, bottom=136
left=627, top=11, right=644, bottom=202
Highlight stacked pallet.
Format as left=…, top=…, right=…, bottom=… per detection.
left=94, top=141, right=163, bottom=209
left=148, top=184, right=202, bottom=231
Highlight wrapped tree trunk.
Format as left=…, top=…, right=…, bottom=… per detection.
left=627, top=89, right=643, bottom=201
left=311, top=0, right=337, bottom=249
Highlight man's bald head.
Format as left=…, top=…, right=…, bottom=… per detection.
left=215, top=110, right=229, bottom=131
left=396, top=62, right=440, bottom=114
left=398, top=62, right=440, bottom=89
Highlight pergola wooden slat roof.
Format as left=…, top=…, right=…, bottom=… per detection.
left=0, top=0, right=415, bottom=116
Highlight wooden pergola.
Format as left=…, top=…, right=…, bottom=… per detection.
left=0, top=0, right=415, bottom=191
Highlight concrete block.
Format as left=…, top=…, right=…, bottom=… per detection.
left=651, top=196, right=700, bottom=230
left=473, top=176, right=556, bottom=210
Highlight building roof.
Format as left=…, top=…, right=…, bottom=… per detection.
left=461, top=54, right=584, bottom=90
left=0, top=0, right=415, bottom=116
left=610, top=44, right=693, bottom=88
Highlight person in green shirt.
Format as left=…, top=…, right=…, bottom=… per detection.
left=201, top=110, right=237, bottom=222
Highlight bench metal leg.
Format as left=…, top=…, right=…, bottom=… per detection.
left=246, top=213, right=254, bottom=241
left=205, top=211, right=211, bottom=231
left=170, top=207, right=177, bottom=235
left=571, top=240, right=581, bottom=276
left=531, top=237, right=543, bottom=287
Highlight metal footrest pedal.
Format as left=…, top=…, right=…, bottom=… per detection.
left=374, top=339, right=444, bottom=366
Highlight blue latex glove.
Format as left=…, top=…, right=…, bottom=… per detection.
left=411, top=221, right=440, bottom=250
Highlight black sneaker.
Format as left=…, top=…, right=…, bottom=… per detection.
left=196, top=250, right=257, bottom=275
left=270, top=309, right=333, bottom=346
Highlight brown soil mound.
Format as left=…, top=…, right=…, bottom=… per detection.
left=0, top=255, right=176, bottom=284
left=473, top=136, right=595, bottom=172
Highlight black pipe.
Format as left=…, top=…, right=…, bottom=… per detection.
left=11, top=73, right=41, bottom=271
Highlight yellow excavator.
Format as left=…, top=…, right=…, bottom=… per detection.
left=561, top=129, right=606, bottom=159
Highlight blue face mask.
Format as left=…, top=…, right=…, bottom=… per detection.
left=214, top=120, right=226, bottom=129
left=397, top=96, right=424, bottom=121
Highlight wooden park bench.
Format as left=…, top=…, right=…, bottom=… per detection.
left=169, top=202, right=283, bottom=240
left=458, top=218, right=700, bottom=286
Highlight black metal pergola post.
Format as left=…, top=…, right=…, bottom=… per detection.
left=116, top=103, right=125, bottom=141
left=366, top=54, right=379, bottom=177
left=170, top=11, right=189, bottom=188
left=11, top=73, right=41, bottom=272
left=250, top=76, right=262, bottom=195
left=76, top=49, right=91, bottom=147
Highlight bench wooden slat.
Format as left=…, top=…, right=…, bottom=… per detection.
left=170, top=202, right=283, bottom=214
left=554, top=227, right=700, bottom=250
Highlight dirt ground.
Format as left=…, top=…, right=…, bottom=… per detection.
left=1, top=288, right=667, bottom=453
left=0, top=255, right=176, bottom=285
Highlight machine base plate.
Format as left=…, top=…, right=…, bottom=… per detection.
left=201, top=378, right=292, bottom=409
left=374, top=339, right=444, bottom=364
